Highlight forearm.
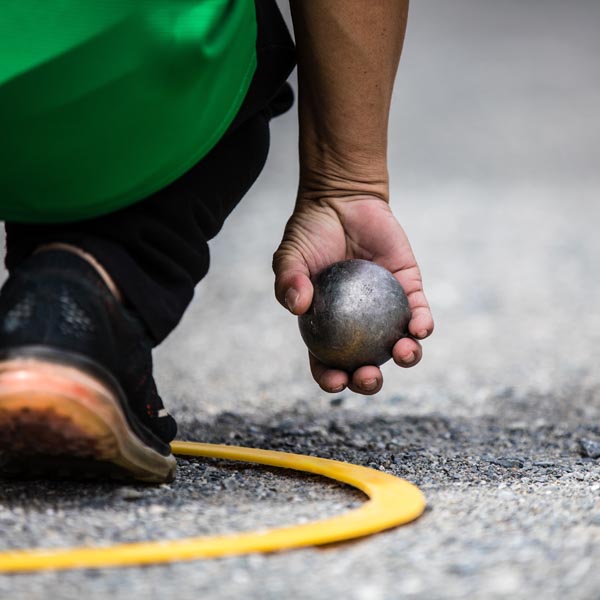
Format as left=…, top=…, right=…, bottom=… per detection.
left=289, top=0, right=409, bottom=200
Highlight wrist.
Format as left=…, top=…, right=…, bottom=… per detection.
left=298, top=116, right=389, bottom=199
left=298, top=155, right=389, bottom=204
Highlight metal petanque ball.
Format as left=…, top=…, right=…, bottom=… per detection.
left=298, top=259, right=411, bottom=372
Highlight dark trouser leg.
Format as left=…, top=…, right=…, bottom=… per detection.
left=4, top=0, right=295, bottom=346
left=6, top=108, right=273, bottom=344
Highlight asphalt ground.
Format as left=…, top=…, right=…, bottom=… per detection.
left=1, top=1, right=599, bottom=598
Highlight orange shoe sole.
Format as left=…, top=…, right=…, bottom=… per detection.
left=0, top=358, right=176, bottom=483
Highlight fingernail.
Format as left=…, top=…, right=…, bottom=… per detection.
left=330, top=384, right=345, bottom=393
left=417, top=330, right=428, bottom=339
left=362, top=379, right=378, bottom=391
left=404, top=352, right=415, bottom=364
left=285, top=288, right=299, bottom=312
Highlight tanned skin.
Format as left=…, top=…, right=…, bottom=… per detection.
left=273, top=1, right=434, bottom=395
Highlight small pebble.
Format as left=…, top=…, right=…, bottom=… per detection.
left=117, top=488, right=145, bottom=502
left=489, top=457, right=524, bottom=469
left=579, top=439, right=600, bottom=459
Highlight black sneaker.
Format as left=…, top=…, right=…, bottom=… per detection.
left=0, top=250, right=177, bottom=482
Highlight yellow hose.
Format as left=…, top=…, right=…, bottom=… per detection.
left=0, top=441, right=426, bottom=572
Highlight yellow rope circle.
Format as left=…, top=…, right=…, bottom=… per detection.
left=0, top=442, right=426, bottom=572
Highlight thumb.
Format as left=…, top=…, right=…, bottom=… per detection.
left=272, top=246, right=314, bottom=315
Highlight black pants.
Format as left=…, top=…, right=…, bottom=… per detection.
left=4, top=0, right=296, bottom=346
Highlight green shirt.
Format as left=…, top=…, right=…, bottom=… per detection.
left=0, top=1, right=257, bottom=222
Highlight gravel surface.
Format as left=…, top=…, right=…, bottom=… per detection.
left=1, top=1, right=600, bottom=598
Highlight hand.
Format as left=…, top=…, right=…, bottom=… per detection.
left=273, top=194, right=434, bottom=395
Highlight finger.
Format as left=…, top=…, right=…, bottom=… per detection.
left=392, top=267, right=434, bottom=340
left=349, top=365, right=383, bottom=395
left=272, top=249, right=314, bottom=315
left=407, top=291, right=435, bottom=340
left=309, top=353, right=348, bottom=393
left=392, top=337, right=423, bottom=368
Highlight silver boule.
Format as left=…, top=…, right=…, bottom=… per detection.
left=298, top=259, right=410, bottom=371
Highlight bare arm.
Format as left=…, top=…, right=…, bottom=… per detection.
left=274, top=1, right=433, bottom=395
left=291, top=0, right=408, bottom=199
